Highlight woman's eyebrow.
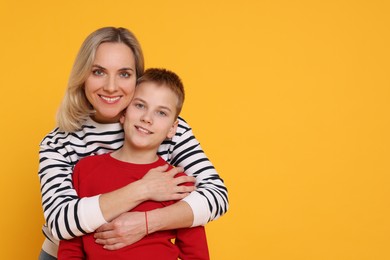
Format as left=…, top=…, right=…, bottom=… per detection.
left=119, top=67, right=135, bottom=72
left=91, top=64, right=105, bottom=69
left=92, top=64, right=134, bottom=71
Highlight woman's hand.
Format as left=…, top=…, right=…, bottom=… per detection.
left=99, top=164, right=195, bottom=224
left=94, top=211, right=145, bottom=250
left=94, top=201, right=194, bottom=250
left=141, top=164, right=196, bottom=201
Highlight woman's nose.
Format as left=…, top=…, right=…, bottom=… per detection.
left=103, top=76, right=118, bottom=92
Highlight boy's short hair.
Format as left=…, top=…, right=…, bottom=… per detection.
left=137, top=68, right=185, bottom=117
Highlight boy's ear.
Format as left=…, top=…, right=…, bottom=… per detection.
left=119, top=110, right=126, bottom=124
left=167, top=119, right=179, bottom=139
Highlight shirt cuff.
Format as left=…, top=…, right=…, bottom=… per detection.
left=79, top=195, right=107, bottom=232
left=182, top=192, right=210, bottom=227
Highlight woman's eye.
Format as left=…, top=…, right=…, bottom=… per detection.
left=120, top=71, right=131, bottom=78
left=92, top=69, right=104, bottom=76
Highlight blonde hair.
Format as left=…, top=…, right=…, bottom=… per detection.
left=56, top=27, right=144, bottom=132
left=136, top=68, right=185, bottom=118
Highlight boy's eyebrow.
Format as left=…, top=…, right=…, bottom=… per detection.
left=133, top=97, right=173, bottom=112
left=157, top=105, right=173, bottom=112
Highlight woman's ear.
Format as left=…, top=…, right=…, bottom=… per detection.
left=166, top=119, right=179, bottom=139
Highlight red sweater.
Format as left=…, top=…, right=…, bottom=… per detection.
left=58, top=153, right=209, bottom=260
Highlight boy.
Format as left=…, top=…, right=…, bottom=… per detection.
left=58, top=68, right=209, bottom=259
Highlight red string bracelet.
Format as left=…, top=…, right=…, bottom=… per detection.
left=145, top=211, right=149, bottom=236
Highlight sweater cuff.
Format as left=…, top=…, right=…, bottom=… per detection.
left=79, top=195, right=107, bottom=232
left=182, top=192, right=210, bottom=227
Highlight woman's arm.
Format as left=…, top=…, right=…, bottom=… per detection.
left=147, top=201, right=193, bottom=231
left=39, top=124, right=194, bottom=241
left=145, top=118, right=228, bottom=232
left=161, top=117, right=229, bottom=225
left=94, top=201, right=193, bottom=250
left=94, top=117, right=228, bottom=249
left=99, top=165, right=195, bottom=222
left=39, top=138, right=103, bottom=240
left=93, top=171, right=195, bottom=250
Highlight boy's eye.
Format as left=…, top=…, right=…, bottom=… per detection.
left=135, top=103, right=144, bottom=109
left=157, top=111, right=167, bottom=117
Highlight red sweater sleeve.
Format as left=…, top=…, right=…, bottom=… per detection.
left=161, top=169, right=210, bottom=259
left=58, top=237, right=85, bottom=260
left=175, top=226, right=210, bottom=260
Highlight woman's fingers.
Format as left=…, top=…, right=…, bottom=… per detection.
left=172, top=175, right=196, bottom=186
left=140, top=164, right=196, bottom=201
left=165, top=166, right=184, bottom=177
left=94, top=212, right=146, bottom=249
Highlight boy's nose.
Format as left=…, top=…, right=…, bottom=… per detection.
left=141, top=112, right=152, bottom=124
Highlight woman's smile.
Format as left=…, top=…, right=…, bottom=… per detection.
left=99, top=95, right=122, bottom=104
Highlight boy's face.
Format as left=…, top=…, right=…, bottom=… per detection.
left=120, top=82, right=179, bottom=150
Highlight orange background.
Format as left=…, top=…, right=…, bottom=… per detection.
left=0, top=0, right=389, bottom=259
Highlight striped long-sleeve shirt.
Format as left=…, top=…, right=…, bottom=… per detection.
left=39, top=117, right=228, bottom=255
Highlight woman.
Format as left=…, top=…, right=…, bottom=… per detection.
left=38, top=27, right=228, bottom=259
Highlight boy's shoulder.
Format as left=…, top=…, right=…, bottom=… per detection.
left=76, top=153, right=109, bottom=168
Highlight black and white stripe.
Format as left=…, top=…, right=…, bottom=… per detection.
left=39, top=116, right=228, bottom=244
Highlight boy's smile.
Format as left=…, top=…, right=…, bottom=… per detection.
left=121, top=81, right=179, bottom=151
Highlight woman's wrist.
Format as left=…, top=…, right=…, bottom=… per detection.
left=99, top=181, right=148, bottom=222
left=146, top=201, right=194, bottom=234
left=145, top=208, right=164, bottom=234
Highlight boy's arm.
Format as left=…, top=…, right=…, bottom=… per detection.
left=58, top=237, right=85, bottom=260
left=57, top=162, right=86, bottom=260
left=175, top=226, right=210, bottom=260
left=165, top=172, right=210, bottom=260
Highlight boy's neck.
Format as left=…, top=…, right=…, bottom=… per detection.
left=111, top=145, right=159, bottom=164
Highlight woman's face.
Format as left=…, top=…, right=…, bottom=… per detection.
left=85, top=42, right=137, bottom=124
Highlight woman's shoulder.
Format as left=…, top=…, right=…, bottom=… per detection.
left=40, top=118, right=123, bottom=146
left=176, top=116, right=192, bottom=134
left=40, top=127, right=73, bottom=146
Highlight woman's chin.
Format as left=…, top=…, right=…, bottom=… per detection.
left=91, top=113, right=121, bottom=124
